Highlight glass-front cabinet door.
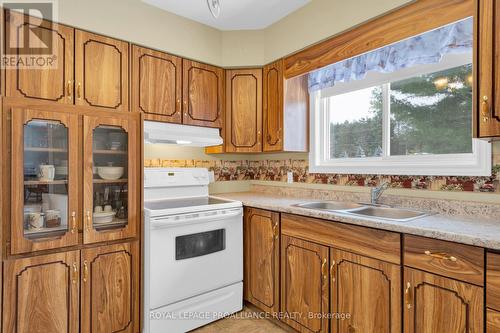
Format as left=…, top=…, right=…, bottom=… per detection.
left=83, top=115, right=138, bottom=244
left=11, top=109, right=79, bottom=254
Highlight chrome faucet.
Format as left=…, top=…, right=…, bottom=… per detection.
left=370, top=182, right=390, bottom=205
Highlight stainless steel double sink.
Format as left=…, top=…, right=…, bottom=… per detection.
left=293, top=201, right=430, bottom=222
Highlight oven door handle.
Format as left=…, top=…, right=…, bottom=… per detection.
left=150, top=208, right=242, bottom=229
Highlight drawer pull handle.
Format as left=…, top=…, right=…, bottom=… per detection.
left=424, top=250, right=457, bottom=262
left=72, top=263, right=78, bottom=284
left=481, top=95, right=490, bottom=122
left=272, top=222, right=279, bottom=240
left=67, top=81, right=72, bottom=98
left=77, top=82, right=82, bottom=99
left=83, top=260, right=89, bottom=283
left=321, top=258, right=327, bottom=280
left=330, top=260, right=336, bottom=283
left=404, top=282, right=412, bottom=309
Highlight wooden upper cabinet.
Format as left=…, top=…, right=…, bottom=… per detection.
left=281, top=235, right=329, bottom=333
left=225, top=68, right=262, bottom=153
left=81, top=241, right=139, bottom=333
left=244, top=208, right=279, bottom=314
left=478, top=0, right=500, bottom=137
left=331, top=249, right=401, bottom=333
left=182, top=60, right=224, bottom=128
left=82, top=113, right=139, bottom=244
left=11, top=108, right=79, bottom=254
left=263, top=60, right=284, bottom=152
left=5, top=10, right=74, bottom=103
left=3, top=251, right=80, bottom=333
left=404, top=267, right=483, bottom=333
left=131, top=45, right=182, bottom=123
left=75, top=31, right=129, bottom=111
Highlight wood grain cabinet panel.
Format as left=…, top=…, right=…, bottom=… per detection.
left=244, top=208, right=279, bottom=314
left=488, top=252, right=500, bottom=310
left=404, top=235, right=484, bottom=285
left=478, top=0, right=500, bottom=137
left=331, top=249, right=401, bottom=333
left=403, top=267, right=483, bottom=333
left=263, top=60, right=284, bottom=152
left=75, top=31, right=129, bottom=111
left=182, top=60, right=224, bottom=128
left=81, top=242, right=139, bottom=333
left=281, top=235, right=329, bottom=333
left=225, top=68, right=262, bottom=152
left=3, top=251, right=80, bottom=333
left=5, top=11, right=74, bottom=104
left=131, top=45, right=182, bottom=123
left=488, top=309, right=500, bottom=333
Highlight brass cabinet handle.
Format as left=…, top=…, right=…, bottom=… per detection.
left=77, top=82, right=82, bottom=99
left=72, top=263, right=78, bottom=284
left=481, top=96, right=490, bottom=122
left=86, top=211, right=91, bottom=231
left=330, top=260, right=336, bottom=283
left=272, top=222, right=279, bottom=240
left=67, top=81, right=72, bottom=98
left=71, top=211, right=77, bottom=234
left=424, top=250, right=457, bottom=262
left=321, top=258, right=328, bottom=280
left=83, top=260, right=89, bottom=283
left=404, top=282, right=412, bottom=309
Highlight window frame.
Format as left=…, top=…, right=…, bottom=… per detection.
left=309, top=58, right=491, bottom=176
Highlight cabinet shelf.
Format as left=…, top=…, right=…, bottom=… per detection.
left=24, top=225, right=67, bottom=239
left=93, top=178, right=127, bottom=184
left=24, top=147, right=67, bottom=153
left=93, top=149, right=127, bottom=155
left=25, top=180, right=68, bottom=185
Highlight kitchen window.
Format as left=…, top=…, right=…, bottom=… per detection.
left=309, top=17, right=491, bottom=176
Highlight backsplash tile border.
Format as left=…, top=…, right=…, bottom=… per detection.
left=144, top=158, right=500, bottom=193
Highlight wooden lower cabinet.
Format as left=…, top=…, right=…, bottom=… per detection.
left=403, top=267, right=483, bottom=333
left=244, top=207, right=280, bottom=313
left=330, top=249, right=401, bottom=333
left=3, top=251, right=80, bottom=333
left=281, top=235, right=329, bottom=333
left=2, top=242, right=139, bottom=333
left=488, top=309, right=500, bottom=332
left=81, top=241, right=139, bottom=333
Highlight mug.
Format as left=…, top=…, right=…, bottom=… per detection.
left=94, top=206, right=103, bottom=213
left=104, top=205, right=113, bottom=212
left=28, top=212, right=44, bottom=229
left=38, top=165, right=55, bottom=181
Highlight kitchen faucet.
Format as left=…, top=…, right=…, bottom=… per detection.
left=370, top=182, right=390, bottom=205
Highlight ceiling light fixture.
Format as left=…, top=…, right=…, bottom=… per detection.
left=207, top=0, right=221, bottom=19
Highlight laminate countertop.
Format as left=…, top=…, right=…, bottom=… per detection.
left=215, top=192, right=500, bottom=250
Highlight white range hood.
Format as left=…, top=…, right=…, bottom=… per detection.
left=143, top=121, right=223, bottom=147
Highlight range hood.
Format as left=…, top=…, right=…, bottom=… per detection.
left=143, top=121, right=223, bottom=147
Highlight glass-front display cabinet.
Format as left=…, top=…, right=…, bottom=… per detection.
left=12, top=109, right=79, bottom=254
left=83, top=115, right=138, bottom=244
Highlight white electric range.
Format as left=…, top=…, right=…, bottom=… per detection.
left=143, top=168, right=243, bottom=333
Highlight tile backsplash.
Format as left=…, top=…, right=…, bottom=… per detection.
left=144, top=158, right=500, bottom=193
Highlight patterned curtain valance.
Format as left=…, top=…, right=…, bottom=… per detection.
left=308, top=17, right=473, bottom=92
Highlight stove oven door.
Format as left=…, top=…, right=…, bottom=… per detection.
left=148, top=207, right=243, bottom=309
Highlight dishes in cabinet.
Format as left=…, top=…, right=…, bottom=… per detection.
left=93, top=211, right=116, bottom=224
left=97, top=166, right=124, bottom=180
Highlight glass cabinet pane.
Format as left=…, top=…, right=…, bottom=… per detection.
left=23, top=120, right=69, bottom=239
left=92, top=126, right=128, bottom=231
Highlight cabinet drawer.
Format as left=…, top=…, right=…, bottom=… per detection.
left=404, top=235, right=484, bottom=285
left=488, top=253, right=500, bottom=311
left=281, top=213, right=401, bottom=264
left=488, top=309, right=500, bottom=333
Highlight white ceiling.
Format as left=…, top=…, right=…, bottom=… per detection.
left=142, top=0, right=311, bottom=31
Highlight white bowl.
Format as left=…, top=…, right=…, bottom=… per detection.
left=97, top=166, right=124, bottom=180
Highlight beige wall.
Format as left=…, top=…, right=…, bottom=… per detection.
left=56, top=0, right=413, bottom=67
left=57, top=0, right=222, bottom=66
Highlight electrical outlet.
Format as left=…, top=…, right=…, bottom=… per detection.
left=287, top=171, right=294, bottom=183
